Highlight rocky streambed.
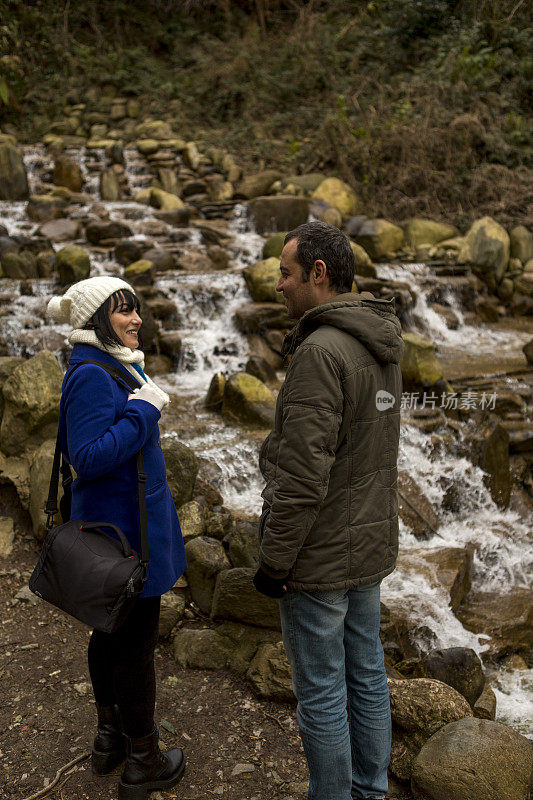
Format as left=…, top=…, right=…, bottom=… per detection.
left=0, top=126, right=532, bottom=800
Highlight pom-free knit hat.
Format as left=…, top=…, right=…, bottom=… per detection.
left=47, top=276, right=136, bottom=330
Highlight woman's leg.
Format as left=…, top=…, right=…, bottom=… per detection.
left=88, top=629, right=116, bottom=705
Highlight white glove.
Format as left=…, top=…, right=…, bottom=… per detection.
left=127, top=383, right=169, bottom=412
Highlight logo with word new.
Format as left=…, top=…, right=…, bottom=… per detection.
left=375, top=390, right=396, bottom=411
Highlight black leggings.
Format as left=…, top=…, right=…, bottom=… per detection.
left=88, top=596, right=161, bottom=738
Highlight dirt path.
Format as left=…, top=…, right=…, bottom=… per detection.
left=0, top=535, right=412, bottom=800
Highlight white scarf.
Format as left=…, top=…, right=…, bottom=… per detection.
left=69, top=329, right=170, bottom=406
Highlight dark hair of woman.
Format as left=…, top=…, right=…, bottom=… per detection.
left=86, top=289, right=142, bottom=349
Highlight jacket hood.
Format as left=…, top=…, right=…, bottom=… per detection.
left=282, top=292, right=404, bottom=364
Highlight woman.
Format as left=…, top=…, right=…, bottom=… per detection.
left=47, top=276, right=187, bottom=800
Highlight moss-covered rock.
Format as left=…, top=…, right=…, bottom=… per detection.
left=509, top=225, right=533, bottom=265
left=350, top=241, right=376, bottom=277
left=243, top=257, right=283, bottom=303
left=56, top=245, right=90, bottom=284
left=185, top=536, right=231, bottom=614
left=26, top=195, right=68, bottom=223
left=312, top=177, right=360, bottom=217
left=263, top=232, right=287, bottom=259
left=401, top=333, right=443, bottom=389
left=86, top=220, right=133, bottom=244
left=182, top=141, right=201, bottom=171
left=177, top=499, right=206, bottom=543
left=136, top=139, right=161, bottom=156
left=0, top=144, right=29, bottom=201
left=221, top=372, right=276, bottom=427
left=204, top=372, right=226, bottom=411
left=158, top=590, right=186, bottom=637
left=224, top=519, right=259, bottom=568
left=211, top=567, right=281, bottom=629
left=149, top=187, right=185, bottom=211
left=1, top=351, right=63, bottom=456
left=124, top=259, right=155, bottom=286
left=161, top=437, right=198, bottom=509
left=134, top=120, right=174, bottom=140
left=403, top=219, right=457, bottom=248
left=459, top=217, right=510, bottom=282
left=355, top=219, right=404, bottom=260
left=0, top=251, right=39, bottom=279
left=238, top=170, right=281, bottom=199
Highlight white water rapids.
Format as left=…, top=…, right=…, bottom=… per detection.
left=0, top=145, right=531, bottom=736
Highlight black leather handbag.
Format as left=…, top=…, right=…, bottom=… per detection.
left=29, top=360, right=150, bottom=633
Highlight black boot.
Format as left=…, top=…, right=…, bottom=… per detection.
left=91, top=704, right=126, bottom=775
left=118, top=725, right=185, bottom=800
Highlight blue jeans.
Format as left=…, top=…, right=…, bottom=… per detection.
left=279, top=582, right=391, bottom=800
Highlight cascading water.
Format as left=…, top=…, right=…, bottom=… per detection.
left=0, top=145, right=531, bottom=736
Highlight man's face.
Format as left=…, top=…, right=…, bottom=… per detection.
left=276, top=238, right=317, bottom=320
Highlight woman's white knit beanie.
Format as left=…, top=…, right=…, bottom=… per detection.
left=47, top=276, right=136, bottom=329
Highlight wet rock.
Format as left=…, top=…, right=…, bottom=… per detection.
left=515, top=272, right=533, bottom=297
left=177, top=500, right=207, bottom=543
left=247, top=641, right=294, bottom=702
left=1, top=251, right=39, bottom=279
left=221, top=372, right=276, bottom=427
left=0, top=516, right=15, bottom=557
left=245, top=355, right=277, bottom=384
left=185, top=536, right=231, bottom=614
left=523, top=339, right=533, bottom=364
left=144, top=354, right=171, bottom=374
left=510, top=225, right=533, bottom=265
left=86, top=220, right=132, bottom=244
left=53, top=157, right=83, bottom=192
left=148, top=187, right=185, bottom=211
left=114, top=239, right=143, bottom=266
left=238, top=170, right=281, bottom=199
left=142, top=247, right=175, bottom=272
left=157, top=331, right=182, bottom=360
left=411, top=718, right=532, bottom=800
left=27, top=195, right=68, bottom=223
left=397, top=547, right=472, bottom=613
left=403, top=219, right=457, bottom=248
left=248, top=196, right=310, bottom=235
left=459, top=217, right=510, bottom=283
left=134, top=120, right=174, bottom=140
left=29, top=439, right=63, bottom=541
left=456, top=588, right=532, bottom=661
left=388, top=677, right=472, bottom=781
left=464, top=418, right=510, bottom=509
left=223, top=519, right=259, bottom=569
left=350, top=241, right=376, bottom=277
left=99, top=168, right=121, bottom=201
left=124, top=259, right=155, bottom=286
left=355, top=219, right=404, bottom=260
left=0, top=144, right=29, bottom=201
left=263, top=232, right=287, bottom=260
left=136, top=139, right=161, bottom=156
left=193, top=474, right=223, bottom=509
left=1, top=351, right=63, bottom=456
left=397, top=472, right=439, bottom=539
left=243, top=257, right=283, bottom=304
left=211, top=567, right=281, bottom=629
left=207, top=175, right=234, bottom=202
left=205, top=507, right=233, bottom=541
left=423, top=648, right=484, bottom=707
left=145, top=294, right=175, bottom=322
left=312, top=178, right=360, bottom=217
left=182, top=141, right=201, bottom=171
left=473, top=683, right=497, bottom=720
left=160, top=437, right=198, bottom=509
left=497, top=277, right=514, bottom=301
left=38, top=218, right=81, bottom=242
left=205, top=373, right=226, bottom=411
left=401, top=333, right=443, bottom=390
left=56, top=245, right=91, bottom=284
left=474, top=295, right=500, bottom=322
left=234, top=302, right=290, bottom=334
left=206, top=244, right=230, bottom=270
left=247, top=334, right=284, bottom=371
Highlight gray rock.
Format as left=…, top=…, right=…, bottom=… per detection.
left=234, top=302, right=290, bottom=334
left=185, top=536, right=230, bottom=614
left=247, top=641, right=294, bottom=702
left=473, top=683, right=497, bottom=720
left=86, top=220, right=133, bottom=244
left=177, top=500, right=206, bottom=543
left=38, top=218, right=81, bottom=242
left=223, top=519, right=259, bottom=568
left=411, top=718, right=533, bottom=800
left=161, top=437, right=198, bottom=510
left=423, top=648, right=484, bottom=707
left=211, top=567, right=281, bottom=629
left=221, top=372, right=276, bottom=427
left=158, top=591, right=186, bottom=637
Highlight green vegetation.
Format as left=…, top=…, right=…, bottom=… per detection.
left=0, top=0, right=531, bottom=224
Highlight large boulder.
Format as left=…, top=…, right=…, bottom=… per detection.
left=53, top=157, right=83, bottom=192
left=211, top=567, right=281, bottom=629
left=509, top=225, right=533, bottom=265
left=404, top=219, right=457, bottom=248
left=134, top=120, right=174, bottom=140
left=243, top=257, right=283, bottom=304
left=459, top=217, right=510, bottom=283
left=397, top=471, right=440, bottom=539
left=456, top=588, right=532, bottom=661
left=29, top=439, right=63, bottom=541
left=124, top=259, right=154, bottom=287
left=464, top=418, right=510, bottom=508
left=389, top=677, right=473, bottom=781
left=148, top=187, right=185, bottom=211
left=248, top=196, right=310, bottom=235
left=234, top=302, right=290, bottom=334
left=56, top=245, right=91, bottom=284
left=0, top=144, right=29, bottom=200
left=423, top=648, right=484, bottom=707
left=355, top=219, right=404, bottom=260
left=411, top=718, right=533, bottom=800
left=86, top=220, right=133, bottom=245
left=172, top=621, right=278, bottom=674
left=263, top=232, right=287, bottom=259
left=223, top=519, right=259, bottom=568
left=311, top=178, right=360, bottom=217
left=185, top=536, right=231, bottom=614
left=221, top=372, right=276, bottom=427
left=238, top=170, right=281, bottom=199
left=160, top=437, right=198, bottom=509
left=401, top=333, right=443, bottom=389
left=1, top=351, right=63, bottom=456
left=1, top=251, right=39, bottom=279
left=247, top=641, right=294, bottom=702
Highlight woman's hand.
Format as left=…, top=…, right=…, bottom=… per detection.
left=128, top=384, right=169, bottom=412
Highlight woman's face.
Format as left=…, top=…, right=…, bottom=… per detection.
left=109, top=299, right=142, bottom=350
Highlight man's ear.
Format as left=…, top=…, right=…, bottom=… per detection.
left=313, top=259, right=328, bottom=285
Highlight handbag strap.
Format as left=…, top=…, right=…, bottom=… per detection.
left=45, top=359, right=150, bottom=568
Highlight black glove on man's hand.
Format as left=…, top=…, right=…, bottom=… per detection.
left=253, top=567, right=287, bottom=599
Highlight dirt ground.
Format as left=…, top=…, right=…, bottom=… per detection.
left=0, top=535, right=412, bottom=800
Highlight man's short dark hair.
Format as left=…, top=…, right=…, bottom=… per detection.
left=284, top=221, right=355, bottom=293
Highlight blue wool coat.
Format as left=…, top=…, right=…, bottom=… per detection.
left=58, top=343, right=187, bottom=597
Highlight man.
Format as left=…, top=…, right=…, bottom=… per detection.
left=253, top=221, right=403, bottom=800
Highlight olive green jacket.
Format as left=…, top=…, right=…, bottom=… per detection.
left=258, top=292, right=404, bottom=590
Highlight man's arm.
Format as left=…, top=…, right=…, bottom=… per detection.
left=258, top=343, right=344, bottom=578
